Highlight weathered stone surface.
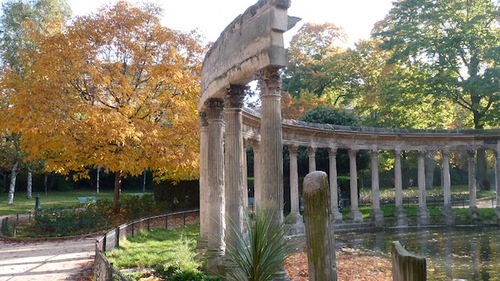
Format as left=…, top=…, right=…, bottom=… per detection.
left=391, top=241, right=426, bottom=281
left=303, top=171, right=337, bottom=281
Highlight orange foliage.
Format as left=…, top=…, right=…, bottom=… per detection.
left=5, top=1, right=205, bottom=181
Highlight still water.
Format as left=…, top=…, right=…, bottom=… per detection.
left=334, top=226, right=500, bottom=281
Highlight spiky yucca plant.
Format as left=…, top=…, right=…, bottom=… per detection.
left=225, top=208, right=293, bottom=281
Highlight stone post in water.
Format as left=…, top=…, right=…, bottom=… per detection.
left=391, top=241, right=426, bottom=281
left=303, top=171, right=337, bottom=281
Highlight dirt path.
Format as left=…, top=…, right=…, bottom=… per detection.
left=0, top=235, right=96, bottom=281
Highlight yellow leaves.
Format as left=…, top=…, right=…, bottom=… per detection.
left=4, top=1, right=203, bottom=181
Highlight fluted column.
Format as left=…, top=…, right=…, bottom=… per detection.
left=328, top=147, right=343, bottom=223
left=198, top=111, right=209, bottom=250
left=204, top=98, right=225, bottom=274
left=288, top=145, right=304, bottom=234
left=257, top=67, right=284, bottom=216
left=224, top=85, right=247, bottom=249
left=308, top=146, right=317, bottom=172
left=442, top=149, right=455, bottom=224
left=417, top=150, right=429, bottom=225
left=495, top=142, right=500, bottom=218
left=394, top=149, right=406, bottom=225
left=348, top=149, right=362, bottom=222
left=370, top=148, right=383, bottom=225
left=467, top=149, right=480, bottom=219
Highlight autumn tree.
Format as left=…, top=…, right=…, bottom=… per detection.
left=374, top=0, right=499, bottom=189
left=5, top=1, right=205, bottom=212
left=0, top=0, right=71, bottom=204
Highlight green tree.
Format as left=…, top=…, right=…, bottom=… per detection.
left=374, top=0, right=499, bottom=189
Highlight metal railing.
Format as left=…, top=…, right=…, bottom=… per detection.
left=94, top=209, right=200, bottom=281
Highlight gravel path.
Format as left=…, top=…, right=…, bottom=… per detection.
left=0, top=235, right=97, bottom=281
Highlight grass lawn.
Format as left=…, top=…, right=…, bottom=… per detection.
left=105, top=223, right=202, bottom=280
left=0, top=190, right=148, bottom=216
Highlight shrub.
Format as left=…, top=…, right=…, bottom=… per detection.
left=33, top=207, right=101, bottom=236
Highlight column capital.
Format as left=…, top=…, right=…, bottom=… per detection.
left=348, top=148, right=358, bottom=155
left=307, top=146, right=317, bottom=156
left=417, top=150, right=427, bottom=157
left=257, top=66, right=281, bottom=97
left=288, top=144, right=298, bottom=154
left=442, top=149, right=450, bottom=158
left=205, top=98, right=224, bottom=120
left=328, top=147, right=337, bottom=156
left=467, top=149, right=476, bottom=158
left=225, top=84, right=248, bottom=109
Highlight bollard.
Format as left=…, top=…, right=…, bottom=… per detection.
left=303, top=171, right=337, bottom=281
left=35, top=195, right=41, bottom=211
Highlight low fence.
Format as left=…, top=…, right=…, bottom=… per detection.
left=391, top=240, right=426, bottom=281
left=94, top=209, right=200, bottom=281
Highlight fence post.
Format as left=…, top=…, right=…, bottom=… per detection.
left=303, top=171, right=337, bottom=281
left=115, top=227, right=120, bottom=249
left=391, top=241, right=426, bottom=281
left=165, top=215, right=169, bottom=229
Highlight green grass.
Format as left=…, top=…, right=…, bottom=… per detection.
left=0, top=190, right=147, bottom=216
left=105, top=223, right=201, bottom=278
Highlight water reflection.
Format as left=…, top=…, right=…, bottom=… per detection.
left=334, top=226, right=500, bottom=281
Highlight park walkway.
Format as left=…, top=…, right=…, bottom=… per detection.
left=0, top=234, right=96, bottom=281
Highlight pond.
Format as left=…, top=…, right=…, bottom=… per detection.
left=334, top=226, right=500, bottom=281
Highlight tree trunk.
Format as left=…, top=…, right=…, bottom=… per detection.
left=113, top=171, right=122, bottom=213
left=7, top=161, right=19, bottom=205
left=96, top=167, right=100, bottom=194
left=27, top=169, right=33, bottom=199
left=425, top=151, right=435, bottom=189
left=477, top=149, right=490, bottom=190
left=142, top=170, right=146, bottom=193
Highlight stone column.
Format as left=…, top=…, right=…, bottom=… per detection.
left=204, top=98, right=225, bottom=274
left=394, top=149, right=406, bottom=225
left=224, top=85, right=247, bottom=249
left=257, top=67, right=284, bottom=213
left=328, top=147, right=343, bottom=223
left=198, top=111, right=209, bottom=251
left=467, top=149, right=480, bottom=219
left=257, top=66, right=287, bottom=280
left=308, top=146, right=317, bottom=172
left=348, top=149, right=362, bottom=222
left=288, top=145, right=304, bottom=234
left=442, top=149, right=454, bottom=224
left=252, top=140, right=261, bottom=209
left=417, top=150, right=429, bottom=225
left=495, top=142, right=500, bottom=218
left=370, top=148, right=383, bottom=225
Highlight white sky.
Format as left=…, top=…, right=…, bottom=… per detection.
left=67, top=0, right=395, bottom=46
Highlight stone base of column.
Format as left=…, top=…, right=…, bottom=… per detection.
left=442, top=204, right=455, bottom=225
left=332, top=208, right=343, bottom=224
left=205, top=250, right=225, bottom=276
left=272, top=268, right=291, bottom=281
left=417, top=207, right=430, bottom=226
left=370, top=208, right=384, bottom=227
left=196, top=237, right=208, bottom=256
left=348, top=209, right=363, bottom=222
left=394, top=207, right=407, bottom=227
left=468, top=206, right=481, bottom=221
left=286, top=212, right=305, bottom=235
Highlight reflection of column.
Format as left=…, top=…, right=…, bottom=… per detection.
left=417, top=150, right=429, bottom=225
left=444, top=228, right=454, bottom=279
left=224, top=85, right=247, bottom=249
left=308, top=146, right=317, bottom=172
left=198, top=112, right=209, bottom=250
left=328, top=147, right=343, bottom=223
left=442, top=149, right=455, bottom=224
left=370, top=148, right=383, bottom=225
left=257, top=66, right=284, bottom=214
left=467, top=149, right=480, bottom=219
left=495, top=142, right=500, bottom=218
left=204, top=98, right=225, bottom=273
left=394, top=149, right=407, bottom=225
left=348, top=149, right=363, bottom=222
left=288, top=145, right=304, bottom=234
